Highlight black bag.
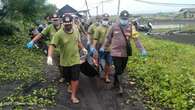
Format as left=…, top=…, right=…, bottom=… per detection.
left=119, top=25, right=132, bottom=56
left=80, top=61, right=99, bottom=77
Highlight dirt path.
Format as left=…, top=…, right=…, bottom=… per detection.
left=44, top=57, right=145, bottom=110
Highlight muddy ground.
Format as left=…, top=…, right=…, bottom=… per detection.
left=43, top=57, right=145, bottom=110
left=0, top=56, right=145, bottom=110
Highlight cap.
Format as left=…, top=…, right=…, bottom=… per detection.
left=62, top=13, right=73, bottom=25
left=102, top=13, right=109, bottom=20
left=120, top=10, right=129, bottom=19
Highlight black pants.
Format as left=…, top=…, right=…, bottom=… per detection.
left=112, top=57, right=128, bottom=85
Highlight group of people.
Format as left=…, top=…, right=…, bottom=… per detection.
left=26, top=10, right=147, bottom=104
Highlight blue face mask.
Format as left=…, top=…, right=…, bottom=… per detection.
left=119, top=19, right=129, bottom=26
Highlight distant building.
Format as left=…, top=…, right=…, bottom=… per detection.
left=179, top=8, right=195, bottom=18
left=57, top=4, right=82, bottom=17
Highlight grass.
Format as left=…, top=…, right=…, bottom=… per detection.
left=128, top=34, right=195, bottom=110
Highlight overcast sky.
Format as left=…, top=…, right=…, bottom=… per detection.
left=47, top=0, right=195, bottom=15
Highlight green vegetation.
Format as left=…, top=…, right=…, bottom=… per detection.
left=128, top=34, right=195, bottom=110
left=0, top=0, right=58, bottom=109
left=182, top=24, right=195, bottom=33
left=0, top=0, right=57, bottom=36
left=0, top=25, right=58, bottom=109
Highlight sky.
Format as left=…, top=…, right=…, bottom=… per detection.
left=47, top=0, right=195, bottom=15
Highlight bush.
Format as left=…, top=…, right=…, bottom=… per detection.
left=0, top=22, right=20, bottom=36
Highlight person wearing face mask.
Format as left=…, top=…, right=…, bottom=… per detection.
left=26, top=14, right=66, bottom=83
left=102, top=10, right=147, bottom=94
left=26, top=14, right=62, bottom=49
left=87, top=15, right=101, bottom=45
left=47, top=14, right=87, bottom=104
left=73, top=15, right=90, bottom=49
left=90, top=13, right=112, bottom=83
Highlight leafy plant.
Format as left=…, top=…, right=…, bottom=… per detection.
left=128, top=34, right=195, bottom=110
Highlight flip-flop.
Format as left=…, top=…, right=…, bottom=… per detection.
left=71, top=97, right=80, bottom=104
left=105, top=78, right=111, bottom=83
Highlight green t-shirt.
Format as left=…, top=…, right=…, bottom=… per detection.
left=50, top=28, right=81, bottom=67
left=41, top=24, right=62, bottom=53
left=94, top=25, right=109, bottom=44
left=88, top=23, right=99, bottom=38
left=41, top=24, right=60, bottom=44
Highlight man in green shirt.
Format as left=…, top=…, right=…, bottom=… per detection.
left=26, top=14, right=61, bottom=49
left=47, top=14, right=87, bottom=104
left=87, top=15, right=101, bottom=44
left=90, top=13, right=112, bottom=83
left=26, top=14, right=67, bottom=83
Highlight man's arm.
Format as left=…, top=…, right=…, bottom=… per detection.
left=131, top=25, right=147, bottom=56
left=47, top=44, right=55, bottom=65
left=47, top=30, right=59, bottom=65
left=48, top=45, right=55, bottom=57
left=133, top=37, right=145, bottom=51
left=78, top=39, right=88, bottom=55
left=31, top=33, right=43, bottom=42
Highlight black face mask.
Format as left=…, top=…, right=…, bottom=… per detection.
left=64, top=24, right=73, bottom=33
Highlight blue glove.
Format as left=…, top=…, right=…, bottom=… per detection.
left=99, top=48, right=104, bottom=53
left=99, top=48, right=105, bottom=59
left=90, top=47, right=96, bottom=54
left=141, top=49, right=147, bottom=56
left=26, top=41, right=34, bottom=49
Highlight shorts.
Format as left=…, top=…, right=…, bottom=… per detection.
left=100, top=51, right=112, bottom=65
left=59, top=64, right=80, bottom=81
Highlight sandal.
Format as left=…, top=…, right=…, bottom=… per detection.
left=71, top=97, right=80, bottom=104
left=105, top=78, right=111, bottom=83
left=103, top=76, right=111, bottom=83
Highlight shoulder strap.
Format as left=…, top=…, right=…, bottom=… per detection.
left=119, top=24, right=132, bottom=41
left=119, top=25, right=128, bottom=42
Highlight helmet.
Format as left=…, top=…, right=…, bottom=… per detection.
left=62, top=13, right=73, bottom=25
left=50, top=13, right=59, bottom=22
left=120, top=10, right=129, bottom=19
left=102, top=13, right=109, bottom=20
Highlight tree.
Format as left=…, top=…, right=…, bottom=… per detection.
left=0, top=0, right=57, bottom=22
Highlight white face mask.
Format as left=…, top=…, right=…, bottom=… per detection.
left=102, top=20, right=109, bottom=26
left=119, top=19, right=129, bottom=26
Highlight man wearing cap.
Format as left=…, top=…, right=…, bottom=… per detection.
left=26, top=14, right=62, bottom=49
left=47, top=14, right=87, bottom=104
left=102, top=10, right=147, bottom=94
left=26, top=14, right=67, bottom=83
left=90, top=13, right=112, bottom=83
